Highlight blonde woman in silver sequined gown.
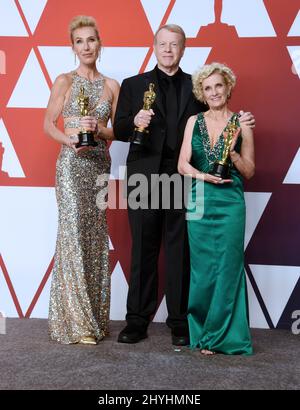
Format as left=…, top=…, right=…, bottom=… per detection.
left=44, top=16, right=120, bottom=344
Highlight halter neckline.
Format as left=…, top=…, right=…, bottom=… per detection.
left=73, top=70, right=102, bottom=83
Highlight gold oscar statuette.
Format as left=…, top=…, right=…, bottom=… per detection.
left=130, top=83, right=156, bottom=145
left=75, top=86, right=98, bottom=148
left=210, top=114, right=239, bottom=179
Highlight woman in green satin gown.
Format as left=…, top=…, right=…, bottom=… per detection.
left=178, top=63, right=255, bottom=355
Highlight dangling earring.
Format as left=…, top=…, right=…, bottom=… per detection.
left=74, top=53, right=77, bottom=65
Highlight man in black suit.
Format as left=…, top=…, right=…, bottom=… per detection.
left=114, top=24, right=252, bottom=345
left=114, top=24, right=201, bottom=346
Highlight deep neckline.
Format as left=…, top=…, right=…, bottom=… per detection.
left=202, top=111, right=235, bottom=151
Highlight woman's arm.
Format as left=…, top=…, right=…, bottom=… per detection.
left=230, top=123, right=255, bottom=179
left=97, top=77, right=120, bottom=141
left=44, top=74, right=73, bottom=147
left=178, top=116, right=199, bottom=177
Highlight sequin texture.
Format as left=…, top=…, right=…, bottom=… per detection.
left=48, top=71, right=111, bottom=344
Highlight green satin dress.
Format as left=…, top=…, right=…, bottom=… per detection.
left=187, top=112, right=252, bottom=355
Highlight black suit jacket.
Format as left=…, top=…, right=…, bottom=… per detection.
left=113, top=68, right=206, bottom=190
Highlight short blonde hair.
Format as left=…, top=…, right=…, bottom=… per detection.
left=154, top=24, right=186, bottom=47
left=69, top=15, right=101, bottom=45
left=192, top=62, right=236, bottom=103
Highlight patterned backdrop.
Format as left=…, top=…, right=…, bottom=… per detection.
left=0, top=0, right=299, bottom=329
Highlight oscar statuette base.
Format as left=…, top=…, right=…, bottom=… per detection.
left=129, top=128, right=149, bottom=145
left=75, top=130, right=98, bottom=148
left=209, top=161, right=230, bottom=180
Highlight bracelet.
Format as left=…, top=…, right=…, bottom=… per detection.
left=95, top=127, right=103, bottom=140
left=66, top=134, right=77, bottom=148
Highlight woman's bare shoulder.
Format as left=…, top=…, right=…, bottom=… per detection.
left=103, top=75, right=120, bottom=90
left=53, top=72, right=73, bottom=90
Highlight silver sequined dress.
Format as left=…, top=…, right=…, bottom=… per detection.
left=48, top=71, right=111, bottom=344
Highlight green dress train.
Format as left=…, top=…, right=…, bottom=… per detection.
left=187, top=112, right=252, bottom=355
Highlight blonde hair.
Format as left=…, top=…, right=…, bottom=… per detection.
left=192, top=62, right=236, bottom=103
left=154, top=24, right=186, bottom=47
left=69, top=15, right=101, bottom=46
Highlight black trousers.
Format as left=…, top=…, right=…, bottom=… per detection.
left=125, top=161, right=190, bottom=330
